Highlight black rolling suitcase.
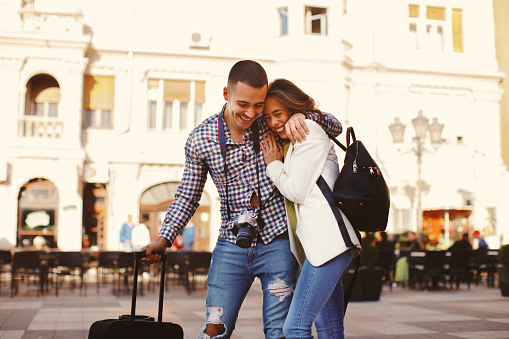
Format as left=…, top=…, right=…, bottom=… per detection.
left=88, top=251, right=184, bottom=339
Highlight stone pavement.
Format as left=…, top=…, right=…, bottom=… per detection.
left=0, top=278, right=507, bottom=339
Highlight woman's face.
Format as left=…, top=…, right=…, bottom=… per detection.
left=263, top=96, right=291, bottom=140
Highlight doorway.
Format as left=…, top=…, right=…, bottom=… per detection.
left=17, top=178, right=58, bottom=248
left=82, top=183, right=108, bottom=250
left=140, top=182, right=211, bottom=251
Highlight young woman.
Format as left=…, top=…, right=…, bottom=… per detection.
left=261, top=78, right=361, bottom=339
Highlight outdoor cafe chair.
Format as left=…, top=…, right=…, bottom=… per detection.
left=11, top=251, right=44, bottom=297
left=0, top=250, right=12, bottom=294
left=96, top=251, right=121, bottom=293
left=55, top=251, right=86, bottom=296
left=186, top=251, right=212, bottom=295
left=446, top=250, right=473, bottom=290
left=471, top=248, right=497, bottom=287
left=114, top=251, right=134, bottom=295
left=413, top=250, right=447, bottom=290
left=165, top=251, right=189, bottom=291
left=375, top=249, right=396, bottom=291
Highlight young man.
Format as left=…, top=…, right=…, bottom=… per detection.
left=142, top=60, right=342, bottom=338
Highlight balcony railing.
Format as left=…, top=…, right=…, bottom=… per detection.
left=19, top=117, right=63, bottom=138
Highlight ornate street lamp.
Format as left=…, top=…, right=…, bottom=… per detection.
left=429, top=118, right=445, bottom=145
left=388, top=118, right=406, bottom=143
left=389, top=110, right=444, bottom=233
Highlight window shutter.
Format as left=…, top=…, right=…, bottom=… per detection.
left=409, top=5, right=419, bottom=18
left=34, top=87, right=60, bottom=103
left=195, top=81, right=206, bottom=104
left=452, top=9, right=463, bottom=52
left=31, top=76, right=60, bottom=103
left=84, top=75, right=115, bottom=110
left=164, top=80, right=190, bottom=102
left=426, top=6, right=445, bottom=20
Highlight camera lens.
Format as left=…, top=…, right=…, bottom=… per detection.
left=236, top=225, right=256, bottom=248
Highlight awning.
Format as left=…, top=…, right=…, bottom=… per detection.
left=423, top=208, right=472, bottom=220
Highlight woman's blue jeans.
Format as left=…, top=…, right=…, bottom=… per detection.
left=200, top=237, right=299, bottom=338
left=283, top=248, right=354, bottom=339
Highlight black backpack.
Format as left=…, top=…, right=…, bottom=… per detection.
left=317, top=126, right=390, bottom=310
left=318, top=127, right=390, bottom=238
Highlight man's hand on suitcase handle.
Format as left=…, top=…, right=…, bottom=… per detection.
left=140, top=237, right=170, bottom=264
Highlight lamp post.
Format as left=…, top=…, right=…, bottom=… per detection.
left=389, top=110, right=444, bottom=233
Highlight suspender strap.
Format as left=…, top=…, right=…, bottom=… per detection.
left=251, top=121, right=262, bottom=205
left=218, top=113, right=231, bottom=220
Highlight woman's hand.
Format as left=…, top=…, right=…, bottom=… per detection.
left=261, top=132, right=283, bottom=165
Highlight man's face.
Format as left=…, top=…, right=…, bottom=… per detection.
left=223, top=81, right=267, bottom=135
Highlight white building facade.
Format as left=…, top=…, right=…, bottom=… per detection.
left=0, top=0, right=507, bottom=251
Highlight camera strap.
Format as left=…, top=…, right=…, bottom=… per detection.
left=218, top=109, right=262, bottom=221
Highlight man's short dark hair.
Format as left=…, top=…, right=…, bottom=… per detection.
left=227, top=60, right=268, bottom=90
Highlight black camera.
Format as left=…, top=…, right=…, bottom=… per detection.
left=233, top=211, right=259, bottom=248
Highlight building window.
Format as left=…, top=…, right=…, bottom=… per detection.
left=26, top=74, right=60, bottom=118
left=147, top=79, right=205, bottom=132
left=20, top=74, right=63, bottom=138
left=279, top=7, right=288, bottom=35
left=408, top=5, right=463, bottom=52
left=148, top=100, right=157, bottom=130
left=487, top=207, right=497, bottom=234
left=179, top=102, right=188, bottom=130
left=163, top=101, right=172, bottom=130
left=305, top=6, right=327, bottom=35
left=83, top=75, right=115, bottom=129
left=392, top=208, right=412, bottom=233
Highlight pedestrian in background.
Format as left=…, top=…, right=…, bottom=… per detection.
left=119, top=214, right=134, bottom=251
left=132, top=216, right=151, bottom=252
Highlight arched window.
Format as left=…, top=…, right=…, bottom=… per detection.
left=26, top=74, right=60, bottom=117
left=21, top=74, right=63, bottom=138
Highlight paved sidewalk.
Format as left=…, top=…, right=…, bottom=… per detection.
left=0, top=279, right=507, bottom=339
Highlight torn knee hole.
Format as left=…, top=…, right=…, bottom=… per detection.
left=204, top=305, right=226, bottom=336
left=205, top=323, right=225, bottom=337
left=268, top=277, right=294, bottom=302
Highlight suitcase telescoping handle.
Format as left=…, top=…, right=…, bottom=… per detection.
left=132, top=251, right=167, bottom=323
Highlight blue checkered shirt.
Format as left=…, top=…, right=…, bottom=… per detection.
left=159, top=105, right=342, bottom=247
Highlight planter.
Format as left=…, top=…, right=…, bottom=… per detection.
left=343, top=268, right=384, bottom=302
left=498, top=265, right=509, bottom=297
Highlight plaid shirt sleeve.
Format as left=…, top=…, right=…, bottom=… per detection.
left=158, top=130, right=209, bottom=246
left=309, top=112, right=343, bottom=138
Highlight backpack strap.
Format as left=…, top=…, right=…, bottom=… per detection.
left=316, top=175, right=360, bottom=312
left=346, top=126, right=356, bottom=145
left=324, top=131, right=347, bottom=152
left=316, top=176, right=353, bottom=248
left=343, top=252, right=360, bottom=312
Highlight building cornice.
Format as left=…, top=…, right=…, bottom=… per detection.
left=350, top=61, right=505, bottom=82
left=0, top=32, right=90, bottom=50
